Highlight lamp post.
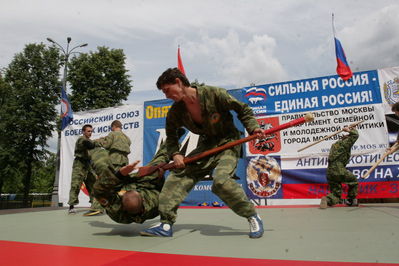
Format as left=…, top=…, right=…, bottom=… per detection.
left=47, top=37, right=88, bottom=207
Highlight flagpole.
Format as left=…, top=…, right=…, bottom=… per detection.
left=47, top=37, right=88, bottom=207
left=331, top=13, right=336, bottom=37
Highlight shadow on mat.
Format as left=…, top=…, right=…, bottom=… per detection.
left=88, top=220, right=272, bottom=237
left=88, top=220, right=158, bottom=237
left=173, top=223, right=273, bottom=236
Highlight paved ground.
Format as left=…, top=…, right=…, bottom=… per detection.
left=1, top=204, right=399, bottom=264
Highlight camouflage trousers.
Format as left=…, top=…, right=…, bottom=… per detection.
left=68, top=158, right=102, bottom=210
left=89, top=148, right=121, bottom=204
left=159, top=147, right=256, bottom=224
left=326, top=165, right=358, bottom=206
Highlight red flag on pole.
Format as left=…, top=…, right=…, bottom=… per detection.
left=177, top=45, right=186, bottom=75
left=332, top=14, right=353, bottom=81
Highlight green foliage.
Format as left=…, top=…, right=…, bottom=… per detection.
left=0, top=43, right=61, bottom=198
left=1, top=164, right=24, bottom=193
left=4, top=43, right=62, bottom=152
left=191, top=79, right=205, bottom=87
left=68, top=46, right=132, bottom=111
left=0, top=43, right=134, bottom=199
left=31, top=152, right=56, bottom=193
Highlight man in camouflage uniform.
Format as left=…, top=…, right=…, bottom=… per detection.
left=68, top=124, right=103, bottom=215
left=87, top=129, right=184, bottom=224
left=97, top=120, right=131, bottom=171
left=320, top=126, right=359, bottom=208
left=141, top=67, right=265, bottom=239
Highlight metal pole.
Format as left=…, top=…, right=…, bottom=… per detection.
left=47, top=37, right=87, bottom=207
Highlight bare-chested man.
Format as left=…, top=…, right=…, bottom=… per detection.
left=141, top=67, right=265, bottom=238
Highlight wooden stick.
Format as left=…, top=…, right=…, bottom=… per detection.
left=361, top=142, right=399, bottom=179
left=136, top=112, right=315, bottom=177
left=297, top=119, right=365, bottom=152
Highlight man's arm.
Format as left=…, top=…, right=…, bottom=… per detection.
left=341, top=128, right=359, bottom=149
left=96, top=132, right=114, bottom=149
left=216, top=88, right=260, bottom=134
left=164, top=105, right=183, bottom=159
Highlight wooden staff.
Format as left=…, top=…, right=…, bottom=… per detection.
left=134, top=112, right=315, bottom=178
left=297, top=119, right=365, bottom=152
left=361, top=142, right=399, bottom=179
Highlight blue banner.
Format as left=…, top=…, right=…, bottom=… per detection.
left=240, top=70, right=381, bottom=116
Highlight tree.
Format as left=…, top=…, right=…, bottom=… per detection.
left=191, top=79, right=205, bottom=87
left=0, top=43, right=61, bottom=205
left=31, top=152, right=56, bottom=193
left=0, top=73, right=15, bottom=195
left=68, top=46, right=132, bottom=111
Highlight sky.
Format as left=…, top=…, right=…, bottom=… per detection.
left=1, top=0, right=399, bottom=152
left=1, top=0, right=399, bottom=106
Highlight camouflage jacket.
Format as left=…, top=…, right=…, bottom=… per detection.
left=164, top=85, right=259, bottom=157
left=328, top=129, right=359, bottom=168
left=98, top=131, right=131, bottom=154
left=105, top=141, right=171, bottom=224
left=74, top=136, right=93, bottom=160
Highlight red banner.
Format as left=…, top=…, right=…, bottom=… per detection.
left=283, top=181, right=399, bottom=199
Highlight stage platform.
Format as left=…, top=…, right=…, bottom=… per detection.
left=1, top=204, right=399, bottom=265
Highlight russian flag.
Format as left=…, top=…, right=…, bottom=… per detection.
left=60, top=87, right=73, bottom=130
left=334, top=37, right=353, bottom=81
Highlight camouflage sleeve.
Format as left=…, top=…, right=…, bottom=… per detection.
left=149, top=141, right=170, bottom=166
left=214, top=87, right=259, bottom=134
left=97, top=132, right=115, bottom=150
left=74, top=137, right=85, bottom=157
left=164, top=105, right=183, bottom=157
left=92, top=139, right=103, bottom=148
left=82, top=139, right=96, bottom=149
left=341, top=129, right=359, bottom=149
left=75, top=137, right=84, bottom=149
left=328, top=129, right=359, bottom=162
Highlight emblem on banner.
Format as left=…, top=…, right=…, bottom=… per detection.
left=383, top=77, right=399, bottom=104
left=246, top=156, right=282, bottom=197
left=248, top=117, right=281, bottom=155
left=243, top=86, right=267, bottom=105
left=61, top=98, right=70, bottom=118
left=242, top=86, right=268, bottom=116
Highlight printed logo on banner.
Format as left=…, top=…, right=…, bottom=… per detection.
left=244, top=86, right=267, bottom=104
left=383, top=77, right=399, bottom=104
left=242, top=86, right=267, bottom=116
left=248, top=117, right=281, bottom=155
left=61, top=98, right=70, bottom=118
left=246, top=156, right=282, bottom=197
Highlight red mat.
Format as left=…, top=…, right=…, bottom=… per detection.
left=0, top=240, right=396, bottom=266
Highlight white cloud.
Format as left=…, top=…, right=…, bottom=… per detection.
left=339, top=4, right=399, bottom=72
left=182, top=30, right=287, bottom=88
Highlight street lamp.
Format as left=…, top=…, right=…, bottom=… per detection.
left=47, top=37, right=88, bottom=207
left=47, top=37, right=88, bottom=92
